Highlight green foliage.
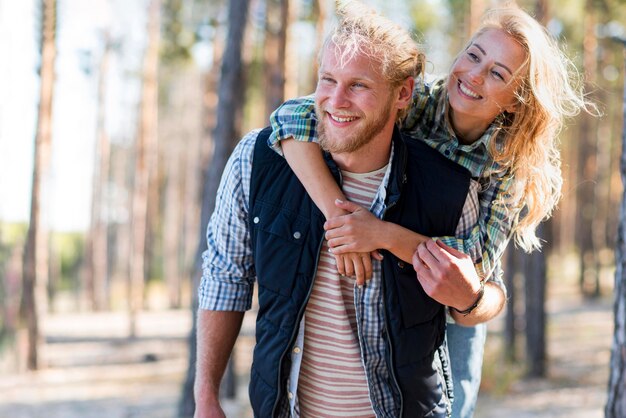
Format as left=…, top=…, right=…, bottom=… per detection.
left=0, top=222, right=27, bottom=342
left=160, top=0, right=194, bottom=66
left=408, top=1, right=444, bottom=41
left=50, top=232, right=85, bottom=291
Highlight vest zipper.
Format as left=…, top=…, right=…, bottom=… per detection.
left=380, top=203, right=403, bottom=417
left=272, top=168, right=341, bottom=416
left=270, top=235, right=325, bottom=417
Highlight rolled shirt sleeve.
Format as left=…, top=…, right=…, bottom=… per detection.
left=198, top=131, right=260, bottom=312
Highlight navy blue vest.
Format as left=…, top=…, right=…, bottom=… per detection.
left=248, top=127, right=470, bottom=417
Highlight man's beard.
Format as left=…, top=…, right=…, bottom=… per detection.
left=315, top=98, right=394, bottom=154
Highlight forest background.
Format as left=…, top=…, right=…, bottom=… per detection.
left=1, top=0, right=626, bottom=417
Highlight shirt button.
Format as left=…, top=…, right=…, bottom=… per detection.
left=397, top=261, right=405, bottom=268
left=293, top=231, right=301, bottom=239
left=293, top=347, right=301, bottom=354
left=253, top=216, right=260, bottom=224
left=288, top=392, right=294, bottom=399
left=444, top=149, right=451, bottom=156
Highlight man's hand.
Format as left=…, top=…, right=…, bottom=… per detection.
left=412, top=239, right=482, bottom=311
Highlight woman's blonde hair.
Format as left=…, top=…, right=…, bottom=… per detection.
left=459, top=5, right=596, bottom=252
left=320, top=0, right=426, bottom=120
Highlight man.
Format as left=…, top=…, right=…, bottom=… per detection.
left=194, top=2, right=502, bottom=417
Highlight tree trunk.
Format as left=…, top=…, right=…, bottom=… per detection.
left=86, top=32, right=112, bottom=311
left=577, top=0, right=600, bottom=297
left=178, top=0, right=250, bottom=415
left=21, top=0, right=57, bottom=371
left=524, top=223, right=548, bottom=377
left=129, top=0, right=160, bottom=336
left=504, top=246, right=520, bottom=362
left=310, top=0, right=326, bottom=90
left=264, top=0, right=289, bottom=118
left=606, top=38, right=626, bottom=418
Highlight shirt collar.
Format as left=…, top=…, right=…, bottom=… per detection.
left=436, top=89, right=505, bottom=153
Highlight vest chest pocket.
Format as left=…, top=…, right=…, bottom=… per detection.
left=251, top=201, right=311, bottom=297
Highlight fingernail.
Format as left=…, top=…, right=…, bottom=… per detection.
left=328, top=248, right=333, bottom=253
left=335, top=199, right=344, bottom=204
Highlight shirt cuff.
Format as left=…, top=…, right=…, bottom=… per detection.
left=198, top=276, right=254, bottom=312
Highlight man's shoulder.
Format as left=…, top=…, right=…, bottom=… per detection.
left=229, top=128, right=268, bottom=161
left=239, top=128, right=265, bottom=148
left=401, top=132, right=470, bottom=177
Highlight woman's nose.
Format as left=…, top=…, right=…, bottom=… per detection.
left=468, top=67, right=484, bottom=85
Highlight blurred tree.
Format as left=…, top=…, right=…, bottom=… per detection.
left=161, top=0, right=189, bottom=310
left=129, top=0, right=161, bottom=336
left=85, top=30, right=113, bottom=311
left=21, top=0, right=57, bottom=371
left=606, top=32, right=626, bottom=418
left=159, top=0, right=206, bottom=309
left=310, top=0, right=327, bottom=89
left=179, top=0, right=251, bottom=415
left=576, top=0, right=601, bottom=297
left=521, top=0, right=549, bottom=379
left=264, top=0, right=290, bottom=118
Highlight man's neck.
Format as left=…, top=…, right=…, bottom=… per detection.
left=331, top=128, right=394, bottom=173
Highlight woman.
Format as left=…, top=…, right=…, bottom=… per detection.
left=268, top=5, right=595, bottom=417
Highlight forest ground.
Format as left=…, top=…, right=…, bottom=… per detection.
left=0, top=269, right=614, bottom=418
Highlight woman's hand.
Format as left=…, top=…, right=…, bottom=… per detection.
left=326, top=200, right=384, bottom=286
left=333, top=251, right=381, bottom=287
left=324, top=200, right=386, bottom=254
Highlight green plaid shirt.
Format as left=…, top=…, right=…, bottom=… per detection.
left=269, top=77, right=516, bottom=282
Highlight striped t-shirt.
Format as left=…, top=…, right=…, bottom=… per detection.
left=297, top=166, right=387, bottom=418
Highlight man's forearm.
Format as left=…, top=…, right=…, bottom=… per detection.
left=449, top=282, right=505, bottom=327
left=194, top=309, right=245, bottom=412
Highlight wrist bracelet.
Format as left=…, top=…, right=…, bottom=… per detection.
left=452, top=280, right=485, bottom=316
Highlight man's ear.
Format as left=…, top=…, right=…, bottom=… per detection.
left=395, top=76, right=414, bottom=109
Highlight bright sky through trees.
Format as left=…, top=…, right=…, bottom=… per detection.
left=0, top=0, right=146, bottom=232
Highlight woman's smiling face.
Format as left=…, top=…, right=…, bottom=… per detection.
left=447, top=28, right=527, bottom=137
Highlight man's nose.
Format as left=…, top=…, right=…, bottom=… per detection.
left=328, top=86, right=350, bottom=109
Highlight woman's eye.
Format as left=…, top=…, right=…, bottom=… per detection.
left=467, top=52, right=479, bottom=62
left=352, top=82, right=366, bottom=89
left=491, top=70, right=504, bottom=81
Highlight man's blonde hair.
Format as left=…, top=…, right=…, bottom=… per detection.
left=454, top=4, right=597, bottom=252
left=319, top=0, right=425, bottom=120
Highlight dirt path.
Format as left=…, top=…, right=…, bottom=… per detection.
left=0, top=274, right=614, bottom=418
left=474, top=277, right=613, bottom=418
left=0, top=310, right=191, bottom=418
